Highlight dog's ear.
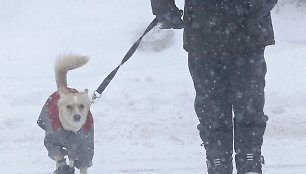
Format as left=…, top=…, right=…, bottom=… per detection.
left=83, top=88, right=89, bottom=94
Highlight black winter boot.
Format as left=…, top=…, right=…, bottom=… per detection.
left=197, top=123, right=234, bottom=174
left=206, top=156, right=233, bottom=174
left=235, top=153, right=264, bottom=174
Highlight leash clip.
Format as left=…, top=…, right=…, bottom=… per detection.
left=91, top=90, right=102, bottom=104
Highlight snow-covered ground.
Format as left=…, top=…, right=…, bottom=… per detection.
left=0, top=1, right=305, bottom=173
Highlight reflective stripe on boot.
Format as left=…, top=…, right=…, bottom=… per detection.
left=206, top=157, right=233, bottom=174
left=236, top=153, right=264, bottom=174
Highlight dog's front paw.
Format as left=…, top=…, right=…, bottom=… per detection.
left=54, top=165, right=75, bottom=174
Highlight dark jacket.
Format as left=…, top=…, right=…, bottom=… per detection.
left=151, top=0, right=278, bottom=51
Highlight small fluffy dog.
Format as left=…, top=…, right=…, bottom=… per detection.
left=38, top=55, right=94, bottom=174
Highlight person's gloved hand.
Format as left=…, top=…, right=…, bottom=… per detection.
left=156, top=8, right=184, bottom=29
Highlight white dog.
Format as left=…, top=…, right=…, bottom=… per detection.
left=38, top=55, right=94, bottom=174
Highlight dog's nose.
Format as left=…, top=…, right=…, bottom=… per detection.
left=73, top=114, right=81, bottom=122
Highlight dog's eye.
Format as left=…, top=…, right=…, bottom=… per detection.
left=66, top=105, right=72, bottom=110
left=79, top=104, right=85, bottom=110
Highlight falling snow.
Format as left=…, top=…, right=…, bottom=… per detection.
left=0, top=0, right=306, bottom=174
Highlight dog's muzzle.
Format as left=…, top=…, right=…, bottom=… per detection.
left=73, top=114, right=81, bottom=122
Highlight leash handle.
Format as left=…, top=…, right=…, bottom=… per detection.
left=92, top=18, right=158, bottom=102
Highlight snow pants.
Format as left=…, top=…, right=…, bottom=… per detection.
left=188, top=45, right=268, bottom=174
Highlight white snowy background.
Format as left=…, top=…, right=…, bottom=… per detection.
left=0, top=0, right=305, bottom=173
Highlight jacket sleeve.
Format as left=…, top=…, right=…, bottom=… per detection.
left=247, top=0, right=278, bottom=18
left=150, top=0, right=178, bottom=15
left=37, top=105, right=48, bottom=130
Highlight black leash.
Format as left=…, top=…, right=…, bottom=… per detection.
left=92, top=18, right=159, bottom=102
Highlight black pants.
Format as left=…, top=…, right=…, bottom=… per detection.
left=188, top=45, right=268, bottom=173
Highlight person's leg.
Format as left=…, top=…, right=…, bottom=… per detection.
left=188, top=50, right=233, bottom=174
left=230, top=46, right=268, bottom=174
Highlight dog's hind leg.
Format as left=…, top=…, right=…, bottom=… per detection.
left=80, top=168, right=87, bottom=174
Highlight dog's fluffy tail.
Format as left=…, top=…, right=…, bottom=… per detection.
left=55, top=54, right=89, bottom=90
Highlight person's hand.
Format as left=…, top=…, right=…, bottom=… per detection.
left=156, top=9, right=184, bottom=29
